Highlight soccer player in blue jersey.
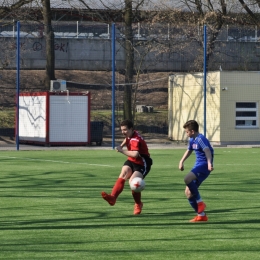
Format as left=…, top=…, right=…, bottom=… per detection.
left=179, top=120, right=214, bottom=222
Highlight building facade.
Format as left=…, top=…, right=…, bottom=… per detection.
left=168, top=71, right=260, bottom=145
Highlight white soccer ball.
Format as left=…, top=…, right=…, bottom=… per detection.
left=130, top=177, right=145, bottom=192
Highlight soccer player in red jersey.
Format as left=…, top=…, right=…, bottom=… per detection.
left=101, top=119, right=152, bottom=215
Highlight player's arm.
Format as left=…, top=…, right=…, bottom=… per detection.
left=116, top=146, right=139, bottom=158
left=179, top=150, right=192, bottom=171
left=120, top=138, right=126, bottom=148
left=204, top=147, right=214, bottom=171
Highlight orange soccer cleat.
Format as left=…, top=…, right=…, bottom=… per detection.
left=189, top=215, right=208, bottom=223
left=134, top=202, right=143, bottom=215
left=101, top=191, right=116, bottom=206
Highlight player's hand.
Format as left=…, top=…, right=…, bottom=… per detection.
left=116, top=145, right=123, bottom=153
left=208, top=163, right=214, bottom=171
left=179, top=162, right=184, bottom=171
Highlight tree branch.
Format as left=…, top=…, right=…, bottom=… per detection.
left=220, top=0, right=227, bottom=15
left=238, top=0, right=260, bottom=26
left=195, top=0, right=204, bottom=16
left=0, top=0, right=34, bottom=16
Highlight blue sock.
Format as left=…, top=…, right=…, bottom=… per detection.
left=187, top=181, right=200, bottom=201
left=188, top=197, right=198, bottom=212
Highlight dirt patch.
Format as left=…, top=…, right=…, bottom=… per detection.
left=0, top=70, right=169, bottom=109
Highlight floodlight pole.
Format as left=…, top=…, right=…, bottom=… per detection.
left=16, top=21, right=20, bottom=151
left=203, top=25, right=207, bottom=137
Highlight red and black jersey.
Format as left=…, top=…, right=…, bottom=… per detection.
left=125, top=130, right=150, bottom=166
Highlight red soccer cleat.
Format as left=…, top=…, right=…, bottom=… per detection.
left=189, top=215, right=208, bottom=222
left=197, top=201, right=206, bottom=214
left=101, top=191, right=116, bottom=206
left=134, top=202, right=143, bottom=215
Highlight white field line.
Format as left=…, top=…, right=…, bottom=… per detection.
left=0, top=155, right=115, bottom=167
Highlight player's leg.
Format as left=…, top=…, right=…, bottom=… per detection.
left=184, top=172, right=199, bottom=199
left=130, top=171, right=144, bottom=214
left=130, top=157, right=152, bottom=215
left=185, top=169, right=210, bottom=222
left=185, top=186, right=198, bottom=212
left=184, top=171, right=205, bottom=213
left=185, top=185, right=208, bottom=222
left=185, top=185, right=207, bottom=222
left=112, top=165, right=133, bottom=197
left=101, top=164, right=132, bottom=206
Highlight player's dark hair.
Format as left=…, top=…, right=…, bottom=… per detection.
left=121, top=119, right=134, bottom=129
left=183, top=120, right=199, bottom=132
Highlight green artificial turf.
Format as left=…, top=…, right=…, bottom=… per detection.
left=0, top=148, right=259, bottom=259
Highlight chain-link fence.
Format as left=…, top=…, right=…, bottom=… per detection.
left=0, top=21, right=260, bottom=149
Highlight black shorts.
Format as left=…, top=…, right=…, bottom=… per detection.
left=123, top=156, right=152, bottom=179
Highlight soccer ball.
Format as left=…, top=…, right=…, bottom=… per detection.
left=130, top=177, right=145, bottom=192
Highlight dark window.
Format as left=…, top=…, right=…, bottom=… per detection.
left=236, top=120, right=256, bottom=126
left=236, top=102, right=256, bottom=108
left=236, top=111, right=256, bottom=117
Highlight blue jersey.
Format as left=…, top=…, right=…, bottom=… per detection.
left=188, top=133, right=214, bottom=167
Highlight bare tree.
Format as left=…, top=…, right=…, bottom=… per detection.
left=123, top=0, right=134, bottom=121
left=0, top=0, right=33, bottom=16
left=150, top=0, right=230, bottom=70
left=74, top=0, right=148, bottom=121
left=41, top=0, right=55, bottom=88
left=0, top=0, right=32, bottom=69
left=0, top=0, right=55, bottom=88
left=238, top=0, right=260, bottom=26
left=71, top=0, right=260, bottom=120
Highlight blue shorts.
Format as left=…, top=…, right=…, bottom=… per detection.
left=191, top=165, right=211, bottom=188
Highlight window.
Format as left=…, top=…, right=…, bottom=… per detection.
left=235, top=102, right=258, bottom=128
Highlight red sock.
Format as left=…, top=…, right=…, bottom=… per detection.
left=111, top=178, right=125, bottom=198
left=132, top=190, right=141, bottom=204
